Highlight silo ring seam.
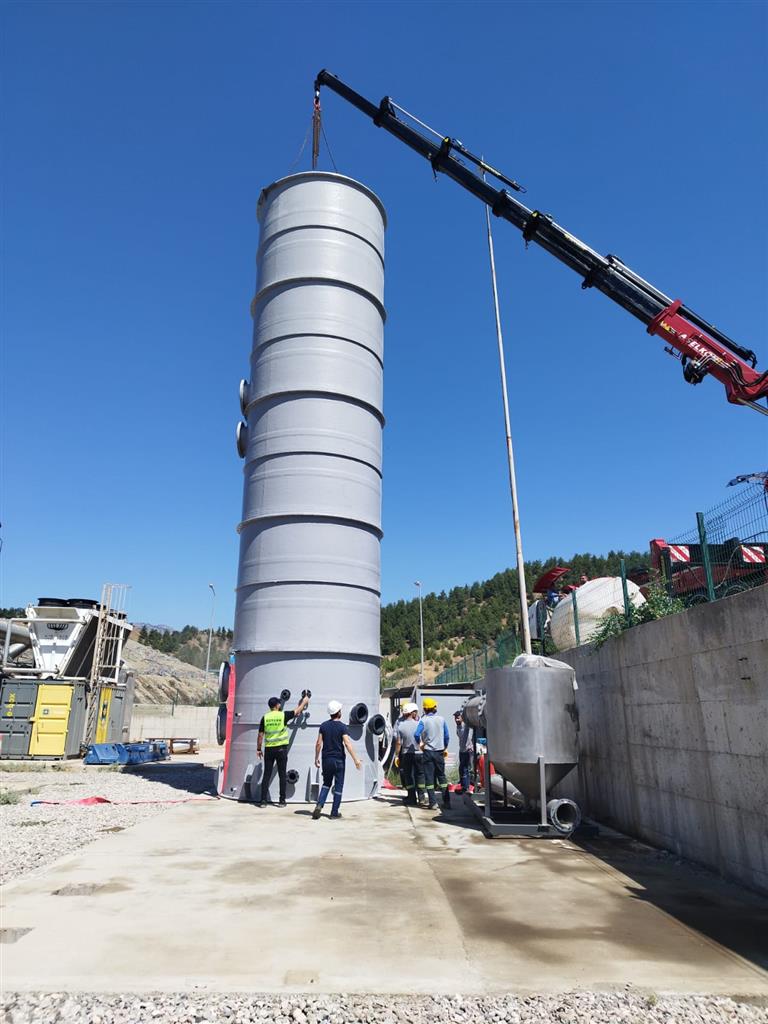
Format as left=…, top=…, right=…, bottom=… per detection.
left=241, top=423, right=383, bottom=459
left=250, top=332, right=384, bottom=371
left=242, top=449, right=383, bottom=477
left=237, top=514, right=383, bottom=539
left=236, top=512, right=382, bottom=533
left=245, top=390, right=385, bottom=426
left=236, top=580, right=381, bottom=597
left=256, top=224, right=385, bottom=269
left=252, top=278, right=387, bottom=322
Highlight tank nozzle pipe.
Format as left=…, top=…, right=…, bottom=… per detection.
left=547, top=798, right=581, bottom=834
left=367, top=714, right=386, bottom=736
left=350, top=702, right=369, bottom=725
left=462, top=694, right=485, bottom=731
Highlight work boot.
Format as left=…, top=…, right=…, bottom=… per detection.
left=278, top=800, right=287, bottom=807
left=312, top=804, right=323, bottom=820
left=259, top=801, right=267, bottom=808
left=330, top=812, right=343, bottom=820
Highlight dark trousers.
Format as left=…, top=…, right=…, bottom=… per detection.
left=399, top=750, right=424, bottom=797
left=261, top=744, right=288, bottom=802
left=422, top=749, right=449, bottom=806
left=317, top=756, right=346, bottom=815
left=458, top=750, right=472, bottom=793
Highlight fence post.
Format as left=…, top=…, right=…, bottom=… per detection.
left=620, top=558, right=632, bottom=623
left=572, top=589, right=581, bottom=646
left=537, top=601, right=546, bottom=654
left=696, top=511, right=716, bottom=602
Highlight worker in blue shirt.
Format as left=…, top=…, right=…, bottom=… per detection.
left=311, top=700, right=361, bottom=820
left=414, top=697, right=450, bottom=810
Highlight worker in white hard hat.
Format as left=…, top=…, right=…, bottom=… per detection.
left=393, top=702, right=423, bottom=806
left=311, top=700, right=361, bottom=820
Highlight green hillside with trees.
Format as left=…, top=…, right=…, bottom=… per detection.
left=137, top=624, right=233, bottom=671
left=381, top=551, right=646, bottom=678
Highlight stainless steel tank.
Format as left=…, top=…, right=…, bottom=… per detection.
left=222, top=172, right=386, bottom=803
left=478, top=657, right=578, bottom=797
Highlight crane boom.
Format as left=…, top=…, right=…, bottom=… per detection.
left=314, top=70, right=768, bottom=415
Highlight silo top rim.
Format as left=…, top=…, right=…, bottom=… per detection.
left=258, top=172, right=387, bottom=228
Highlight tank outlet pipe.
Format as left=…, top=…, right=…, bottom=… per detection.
left=350, top=702, right=369, bottom=725
left=547, top=798, right=581, bottom=834
left=216, top=704, right=227, bottom=746
left=280, top=689, right=292, bottom=703
left=286, top=769, right=300, bottom=785
left=461, top=694, right=486, bottom=731
left=367, top=713, right=386, bottom=736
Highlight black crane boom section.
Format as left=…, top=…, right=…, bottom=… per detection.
left=314, top=70, right=755, bottom=368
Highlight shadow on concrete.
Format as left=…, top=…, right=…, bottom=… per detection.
left=125, top=759, right=217, bottom=796
left=575, top=834, right=768, bottom=972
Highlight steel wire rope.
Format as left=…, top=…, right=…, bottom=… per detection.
left=288, top=116, right=313, bottom=173
left=320, top=120, right=339, bottom=172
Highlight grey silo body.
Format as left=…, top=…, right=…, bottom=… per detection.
left=223, top=172, right=386, bottom=803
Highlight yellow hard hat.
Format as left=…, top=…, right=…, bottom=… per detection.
left=422, top=697, right=437, bottom=711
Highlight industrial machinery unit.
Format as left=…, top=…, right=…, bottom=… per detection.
left=0, top=589, right=134, bottom=759
left=220, top=172, right=388, bottom=803
left=313, top=71, right=768, bottom=416
left=463, top=656, right=581, bottom=838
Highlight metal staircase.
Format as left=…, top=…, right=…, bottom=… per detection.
left=83, top=583, right=130, bottom=746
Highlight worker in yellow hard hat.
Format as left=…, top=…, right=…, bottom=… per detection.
left=393, top=702, right=422, bottom=806
left=414, top=697, right=450, bottom=810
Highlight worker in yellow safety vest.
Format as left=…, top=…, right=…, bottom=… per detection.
left=257, top=691, right=310, bottom=806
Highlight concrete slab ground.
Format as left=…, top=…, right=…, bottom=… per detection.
left=2, top=778, right=767, bottom=997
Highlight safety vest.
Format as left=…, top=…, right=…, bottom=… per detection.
left=263, top=710, right=289, bottom=748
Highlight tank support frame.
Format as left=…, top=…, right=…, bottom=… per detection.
left=465, top=755, right=574, bottom=839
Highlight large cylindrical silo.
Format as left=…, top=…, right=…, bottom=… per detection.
left=222, top=172, right=386, bottom=803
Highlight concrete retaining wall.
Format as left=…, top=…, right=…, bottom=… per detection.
left=553, top=584, right=768, bottom=894
left=130, top=704, right=219, bottom=747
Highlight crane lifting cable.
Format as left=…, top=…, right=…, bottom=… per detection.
left=311, top=88, right=321, bottom=170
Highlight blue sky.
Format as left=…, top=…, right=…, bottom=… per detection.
left=2, top=1, right=766, bottom=628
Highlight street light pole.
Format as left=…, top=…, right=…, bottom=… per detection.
left=414, top=580, right=425, bottom=684
left=205, top=583, right=216, bottom=680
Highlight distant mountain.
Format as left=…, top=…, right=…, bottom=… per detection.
left=132, top=622, right=175, bottom=635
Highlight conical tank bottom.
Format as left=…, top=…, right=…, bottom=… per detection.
left=492, top=759, right=575, bottom=798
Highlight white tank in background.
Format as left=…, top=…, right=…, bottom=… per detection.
left=550, top=577, right=646, bottom=650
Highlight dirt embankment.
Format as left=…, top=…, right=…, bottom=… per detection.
left=122, top=640, right=217, bottom=704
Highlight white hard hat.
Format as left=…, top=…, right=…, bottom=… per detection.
left=327, top=700, right=343, bottom=716
left=403, top=702, right=418, bottom=714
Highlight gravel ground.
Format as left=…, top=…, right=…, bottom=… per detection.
left=2, top=992, right=767, bottom=1024
left=0, top=761, right=216, bottom=885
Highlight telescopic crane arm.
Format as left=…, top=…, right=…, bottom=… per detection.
left=314, top=70, right=768, bottom=416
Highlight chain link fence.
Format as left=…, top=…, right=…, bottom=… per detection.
left=652, top=482, right=768, bottom=604
left=434, top=629, right=521, bottom=686
left=424, top=481, right=768, bottom=676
